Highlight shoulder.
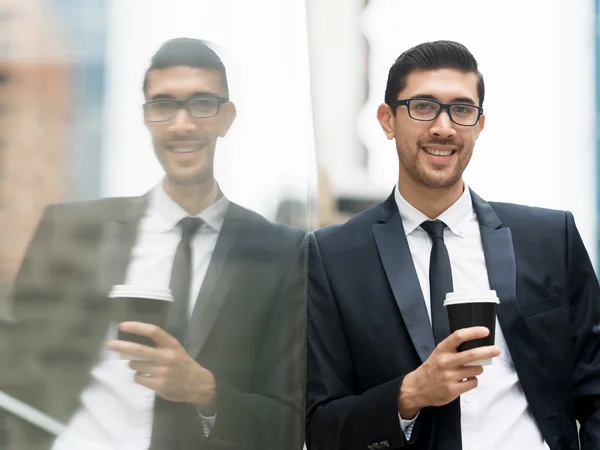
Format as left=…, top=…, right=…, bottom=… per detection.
left=313, top=201, right=384, bottom=248
left=228, top=202, right=306, bottom=248
left=489, top=201, right=570, bottom=228
left=43, top=196, right=143, bottom=224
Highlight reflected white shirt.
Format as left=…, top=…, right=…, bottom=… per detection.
left=52, top=182, right=228, bottom=450
left=395, top=185, right=549, bottom=450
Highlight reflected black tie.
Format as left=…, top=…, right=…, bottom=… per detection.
left=149, top=216, right=203, bottom=450
left=420, top=220, right=461, bottom=450
left=166, top=217, right=203, bottom=342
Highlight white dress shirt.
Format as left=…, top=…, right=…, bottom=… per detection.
left=395, top=185, right=550, bottom=450
left=52, top=182, right=228, bottom=450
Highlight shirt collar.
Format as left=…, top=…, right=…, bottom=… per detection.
left=148, top=180, right=229, bottom=233
left=394, top=183, right=473, bottom=238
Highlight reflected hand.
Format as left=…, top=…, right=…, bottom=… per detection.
left=107, top=321, right=216, bottom=412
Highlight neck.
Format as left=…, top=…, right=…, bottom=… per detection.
left=398, top=171, right=464, bottom=219
left=163, top=178, right=218, bottom=215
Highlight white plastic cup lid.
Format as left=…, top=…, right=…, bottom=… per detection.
left=443, top=290, right=499, bottom=306
left=108, top=285, right=173, bottom=302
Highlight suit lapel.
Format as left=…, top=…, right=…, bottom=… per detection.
left=184, top=203, right=245, bottom=359
left=470, top=190, right=532, bottom=362
left=96, top=195, right=149, bottom=298
left=373, top=193, right=435, bottom=362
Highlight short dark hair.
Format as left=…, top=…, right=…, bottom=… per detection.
left=384, top=40, right=484, bottom=109
left=143, top=37, right=229, bottom=97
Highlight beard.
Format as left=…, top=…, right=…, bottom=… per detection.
left=397, top=141, right=470, bottom=190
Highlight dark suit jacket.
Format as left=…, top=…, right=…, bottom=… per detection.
left=306, top=190, right=600, bottom=450
left=0, top=195, right=307, bottom=450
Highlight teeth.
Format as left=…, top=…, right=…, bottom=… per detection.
left=171, top=147, right=197, bottom=153
left=424, top=147, right=453, bottom=156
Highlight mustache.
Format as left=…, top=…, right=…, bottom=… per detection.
left=422, top=139, right=457, bottom=146
left=166, top=135, right=203, bottom=142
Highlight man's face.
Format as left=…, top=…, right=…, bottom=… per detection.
left=378, top=68, right=485, bottom=191
left=144, top=66, right=235, bottom=186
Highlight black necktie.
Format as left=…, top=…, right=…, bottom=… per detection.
left=165, top=216, right=203, bottom=343
left=420, top=220, right=461, bottom=450
left=149, top=216, right=203, bottom=450
left=420, top=220, right=452, bottom=344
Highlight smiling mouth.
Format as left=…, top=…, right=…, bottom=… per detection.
left=167, top=142, right=203, bottom=154
left=169, top=147, right=198, bottom=153
left=422, top=146, right=456, bottom=156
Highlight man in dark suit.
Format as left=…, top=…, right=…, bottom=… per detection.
left=306, top=40, right=600, bottom=450
left=1, top=38, right=306, bottom=450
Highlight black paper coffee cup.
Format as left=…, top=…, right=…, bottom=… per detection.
left=444, top=290, right=499, bottom=365
left=109, top=285, right=173, bottom=359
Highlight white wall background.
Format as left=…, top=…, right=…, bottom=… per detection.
left=101, top=0, right=316, bottom=220
left=356, top=0, right=597, bottom=265
left=306, top=0, right=368, bottom=195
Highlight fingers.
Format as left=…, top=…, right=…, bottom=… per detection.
left=106, top=323, right=181, bottom=359
left=453, top=364, right=484, bottom=381
left=106, top=340, right=159, bottom=361
left=435, top=327, right=500, bottom=368
left=453, top=346, right=501, bottom=367
left=434, top=344, right=499, bottom=371
left=454, top=376, right=479, bottom=396
left=118, top=322, right=179, bottom=348
left=129, top=360, right=159, bottom=374
left=441, top=327, right=490, bottom=351
left=432, top=369, right=481, bottom=404
left=435, top=363, right=483, bottom=385
left=134, top=371, right=161, bottom=391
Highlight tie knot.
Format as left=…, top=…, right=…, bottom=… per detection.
left=421, top=220, right=447, bottom=240
left=178, top=216, right=203, bottom=238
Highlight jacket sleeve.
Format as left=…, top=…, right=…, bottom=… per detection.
left=568, top=211, right=600, bottom=449
left=306, top=232, right=422, bottom=450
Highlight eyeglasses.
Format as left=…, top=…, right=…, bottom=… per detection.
left=143, top=95, right=229, bottom=122
left=388, top=98, right=483, bottom=126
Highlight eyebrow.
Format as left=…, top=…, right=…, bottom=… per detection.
left=411, top=94, right=476, bottom=105
left=149, top=91, right=223, bottom=101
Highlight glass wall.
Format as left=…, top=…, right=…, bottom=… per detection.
left=0, top=1, right=314, bottom=448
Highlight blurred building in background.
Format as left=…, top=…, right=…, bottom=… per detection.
left=50, top=0, right=107, bottom=202
left=0, top=0, right=107, bottom=287
left=0, top=1, right=107, bottom=446
left=0, top=0, right=71, bottom=288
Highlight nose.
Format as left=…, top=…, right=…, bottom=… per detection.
left=429, top=109, right=457, bottom=139
left=167, top=107, right=197, bottom=133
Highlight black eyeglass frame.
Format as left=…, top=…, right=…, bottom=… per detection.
left=388, top=98, right=484, bottom=127
left=143, top=95, right=230, bottom=122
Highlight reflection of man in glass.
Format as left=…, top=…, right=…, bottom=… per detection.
left=4, top=38, right=306, bottom=450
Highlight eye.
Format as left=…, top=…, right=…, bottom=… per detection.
left=451, top=105, right=478, bottom=117
left=189, top=97, right=219, bottom=111
left=412, top=100, right=436, bottom=111
left=149, top=101, right=176, bottom=111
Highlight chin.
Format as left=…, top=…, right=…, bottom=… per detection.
left=418, top=172, right=460, bottom=190
left=168, top=171, right=212, bottom=186
left=426, top=178, right=461, bottom=190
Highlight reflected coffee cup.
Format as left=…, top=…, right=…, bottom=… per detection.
left=443, top=290, right=499, bottom=366
left=109, top=285, right=173, bottom=358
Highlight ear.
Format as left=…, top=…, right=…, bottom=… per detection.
left=474, top=112, right=485, bottom=138
left=219, top=101, right=237, bottom=137
left=376, top=103, right=396, bottom=140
